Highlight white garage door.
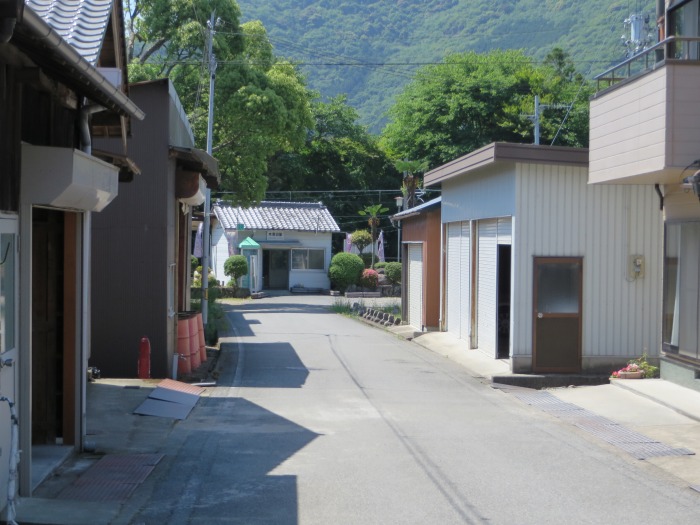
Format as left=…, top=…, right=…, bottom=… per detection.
left=446, top=222, right=470, bottom=340
left=407, top=244, right=423, bottom=330
left=477, top=219, right=498, bottom=356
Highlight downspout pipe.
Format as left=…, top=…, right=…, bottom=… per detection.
left=1, top=394, right=19, bottom=525
left=79, top=103, right=105, bottom=155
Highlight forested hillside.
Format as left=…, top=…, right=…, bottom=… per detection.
left=237, top=0, right=655, bottom=133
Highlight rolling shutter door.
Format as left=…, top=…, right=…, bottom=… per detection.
left=460, top=222, right=471, bottom=341
left=446, top=223, right=462, bottom=337
left=478, top=219, right=498, bottom=356
left=408, top=244, right=423, bottom=330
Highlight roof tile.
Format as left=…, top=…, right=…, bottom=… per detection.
left=214, top=201, right=340, bottom=233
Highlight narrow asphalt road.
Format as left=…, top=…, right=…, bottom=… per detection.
left=119, top=296, right=700, bottom=524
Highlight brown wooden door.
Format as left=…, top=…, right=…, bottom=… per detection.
left=32, top=208, right=64, bottom=444
left=533, top=257, right=582, bottom=373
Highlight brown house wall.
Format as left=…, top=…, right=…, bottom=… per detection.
left=91, top=82, right=175, bottom=378
left=402, top=208, right=441, bottom=329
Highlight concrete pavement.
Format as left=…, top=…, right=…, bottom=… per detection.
left=391, top=325, right=700, bottom=491
left=14, top=295, right=700, bottom=523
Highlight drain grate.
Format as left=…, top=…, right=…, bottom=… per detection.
left=58, top=454, right=163, bottom=502
left=506, top=389, right=695, bottom=460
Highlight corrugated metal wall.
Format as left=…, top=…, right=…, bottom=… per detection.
left=513, top=163, right=663, bottom=369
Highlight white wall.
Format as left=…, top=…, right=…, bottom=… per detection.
left=211, top=224, right=230, bottom=285
left=513, top=163, right=664, bottom=372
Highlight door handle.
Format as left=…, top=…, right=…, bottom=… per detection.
left=537, top=312, right=543, bottom=319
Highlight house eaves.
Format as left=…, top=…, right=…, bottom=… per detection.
left=424, top=142, right=588, bottom=187
left=391, top=196, right=441, bottom=221
left=170, top=146, right=221, bottom=189
left=11, top=4, right=144, bottom=121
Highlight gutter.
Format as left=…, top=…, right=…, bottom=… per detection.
left=17, top=7, right=144, bottom=121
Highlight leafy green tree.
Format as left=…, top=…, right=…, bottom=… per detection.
left=265, top=95, right=401, bottom=240
left=381, top=49, right=592, bottom=170
left=350, top=229, right=372, bottom=255
left=126, top=1, right=313, bottom=205
left=224, top=255, right=248, bottom=288
left=358, top=204, right=388, bottom=267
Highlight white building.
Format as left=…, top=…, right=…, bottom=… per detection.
left=211, top=202, right=340, bottom=292
left=425, top=143, right=663, bottom=374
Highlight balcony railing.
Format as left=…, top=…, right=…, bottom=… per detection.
left=595, top=36, right=700, bottom=91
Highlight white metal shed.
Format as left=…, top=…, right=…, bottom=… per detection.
left=426, top=143, right=663, bottom=375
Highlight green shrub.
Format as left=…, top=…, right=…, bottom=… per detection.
left=350, top=229, right=372, bottom=254
left=384, top=262, right=402, bottom=285
left=359, top=268, right=379, bottom=290
left=224, top=255, right=248, bottom=283
left=193, top=268, right=219, bottom=289
left=328, top=252, right=364, bottom=292
left=373, top=262, right=387, bottom=270
left=360, top=252, right=374, bottom=268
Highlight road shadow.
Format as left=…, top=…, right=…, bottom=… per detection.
left=131, top=396, right=319, bottom=524
left=234, top=341, right=310, bottom=388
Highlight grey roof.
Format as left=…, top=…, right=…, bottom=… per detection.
left=26, top=0, right=113, bottom=65
left=214, top=201, right=340, bottom=233
left=392, top=196, right=441, bottom=219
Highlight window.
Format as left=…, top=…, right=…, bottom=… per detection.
left=663, top=222, right=700, bottom=361
left=291, top=249, right=325, bottom=270
left=668, top=0, right=700, bottom=59
left=0, top=224, right=16, bottom=354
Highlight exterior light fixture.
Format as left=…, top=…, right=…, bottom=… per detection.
left=682, top=170, right=700, bottom=201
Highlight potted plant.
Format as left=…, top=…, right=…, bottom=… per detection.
left=611, top=354, right=659, bottom=379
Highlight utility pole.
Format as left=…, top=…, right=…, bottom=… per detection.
left=525, top=95, right=570, bottom=145
left=202, top=11, right=217, bottom=325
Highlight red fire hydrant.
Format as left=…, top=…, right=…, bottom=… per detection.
left=138, top=336, right=151, bottom=379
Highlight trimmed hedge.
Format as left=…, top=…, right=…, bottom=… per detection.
left=328, top=252, right=364, bottom=292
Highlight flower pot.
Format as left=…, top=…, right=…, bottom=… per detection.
left=618, top=370, right=643, bottom=379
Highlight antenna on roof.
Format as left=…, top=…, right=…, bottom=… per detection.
left=621, top=13, right=655, bottom=58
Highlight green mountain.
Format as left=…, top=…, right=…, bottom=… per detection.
left=237, top=0, right=656, bottom=134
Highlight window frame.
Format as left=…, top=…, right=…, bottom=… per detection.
left=291, top=248, right=325, bottom=271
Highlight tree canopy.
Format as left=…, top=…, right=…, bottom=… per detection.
left=380, top=48, right=592, bottom=170
left=126, top=0, right=313, bottom=205
left=265, top=94, right=401, bottom=235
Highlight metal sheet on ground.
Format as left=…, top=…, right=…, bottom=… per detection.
left=133, top=398, right=194, bottom=420
left=58, top=454, right=163, bottom=502
left=149, top=386, right=199, bottom=407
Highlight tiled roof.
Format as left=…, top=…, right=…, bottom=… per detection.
left=26, top=0, right=113, bottom=65
left=214, top=201, right=340, bottom=233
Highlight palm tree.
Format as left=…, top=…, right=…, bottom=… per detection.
left=358, top=203, right=388, bottom=267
